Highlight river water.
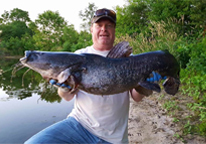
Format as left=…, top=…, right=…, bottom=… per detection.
left=0, top=58, right=74, bottom=143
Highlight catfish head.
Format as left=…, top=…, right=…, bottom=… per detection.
left=20, top=51, right=85, bottom=83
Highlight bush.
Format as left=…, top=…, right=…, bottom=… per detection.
left=181, top=36, right=206, bottom=136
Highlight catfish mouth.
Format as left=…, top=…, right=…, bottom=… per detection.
left=20, top=51, right=35, bottom=66
left=20, top=56, right=27, bottom=62
left=20, top=51, right=29, bottom=63
left=20, top=50, right=30, bottom=62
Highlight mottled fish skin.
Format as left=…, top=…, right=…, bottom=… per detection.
left=20, top=44, right=180, bottom=96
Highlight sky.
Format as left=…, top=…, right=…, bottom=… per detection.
left=0, top=0, right=127, bottom=32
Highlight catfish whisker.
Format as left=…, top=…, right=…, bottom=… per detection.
left=10, top=62, right=25, bottom=83
left=1, top=63, right=21, bottom=76
left=15, top=64, right=25, bottom=72
left=12, top=62, right=25, bottom=77
left=0, top=68, right=12, bottom=75
left=22, top=69, right=31, bottom=87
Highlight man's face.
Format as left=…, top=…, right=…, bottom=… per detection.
left=91, top=19, right=115, bottom=50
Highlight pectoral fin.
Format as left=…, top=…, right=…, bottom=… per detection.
left=57, top=68, right=71, bottom=83
left=57, top=65, right=86, bottom=84
left=135, top=85, right=153, bottom=96
left=57, top=68, right=80, bottom=93
left=138, top=81, right=161, bottom=93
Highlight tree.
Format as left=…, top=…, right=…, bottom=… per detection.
left=33, top=10, right=68, bottom=51
left=62, top=25, right=79, bottom=51
left=0, top=8, right=32, bottom=40
left=0, top=21, right=33, bottom=41
left=79, top=3, right=97, bottom=32
left=73, top=30, right=92, bottom=51
left=0, top=8, right=33, bottom=55
left=0, top=8, right=30, bottom=23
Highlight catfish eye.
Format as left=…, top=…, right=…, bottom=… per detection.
left=27, top=53, right=38, bottom=62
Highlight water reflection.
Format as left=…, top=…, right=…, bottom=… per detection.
left=0, top=58, right=74, bottom=143
left=0, top=58, right=61, bottom=102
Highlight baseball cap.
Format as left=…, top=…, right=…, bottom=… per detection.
left=91, top=8, right=116, bottom=24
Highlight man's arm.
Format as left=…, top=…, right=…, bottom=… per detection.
left=59, top=87, right=144, bottom=102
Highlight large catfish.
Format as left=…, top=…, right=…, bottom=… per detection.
left=20, top=42, right=180, bottom=96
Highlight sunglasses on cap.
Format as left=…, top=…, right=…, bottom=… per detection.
left=92, top=8, right=116, bottom=23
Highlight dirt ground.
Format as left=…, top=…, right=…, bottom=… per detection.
left=128, top=92, right=206, bottom=144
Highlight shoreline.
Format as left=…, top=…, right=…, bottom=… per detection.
left=0, top=55, right=22, bottom=59
left=128, top=92, right=206, bottom=144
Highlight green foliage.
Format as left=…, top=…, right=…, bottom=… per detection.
left=183, top=120, right=194, bottom=134
left=61, top=25, right=92, bottom=52
left=72, top=31, right=92, bottom=51
left=173, top=40, right=190, bottom=68
left=147, top=0, right=206, bottom=36
left=179, top=37, right=206, bottom=136
left=173, top=118, right=180, bottom=123
left=0, top=33, right=35, bottom=55
left=115, top=0, right=150, bottom=37
left=197, top=122, right=206, bottom=137
left=0, top=9, right=33, bottom=55
left=181, top=37, right=206, bottom=96
left=148, top=0, right=191, bottom=22
left=163, top=101, right=178, bottom=111
left=173, top=133, right=185, bottom=143
left=115, top=0, right=206, bottom=38
left=115, top=20, right=181, bottom=55
left=33, top=10, right=67, bottom=51
left=0, top=21, right=33, bottom=41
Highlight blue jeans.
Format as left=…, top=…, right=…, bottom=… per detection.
left=24, top=117, right=111, bottom=144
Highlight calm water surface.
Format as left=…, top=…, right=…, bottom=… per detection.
left=0, top=58, right=74, bottom=143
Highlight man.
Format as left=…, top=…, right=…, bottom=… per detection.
left=25, top=8, right=162, bottom=144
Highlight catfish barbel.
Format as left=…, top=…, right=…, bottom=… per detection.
left=19, top=43, right=180, bottom=96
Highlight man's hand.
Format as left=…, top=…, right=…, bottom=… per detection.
left=133, top=72, right=167, bottom=98
left=50, top=79, right=77, bottom=101
left=146, top=71, right=167, bottom=82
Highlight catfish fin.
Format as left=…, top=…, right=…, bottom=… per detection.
left=57, top=68, right=71, bottom=83
left=163, top=77, right=180, bottom=95
left=138, top=81, right=161, bottom=93
left=135, top=85, right=153, bottom=96
left=107, top=41, right=133, bottom=58
left=66, top=75, right=80, bottom=93
left=57, top=69, right=80, bottom=93
left=57, top=64, right=85, bottom=84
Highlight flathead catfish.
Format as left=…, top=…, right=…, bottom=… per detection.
left=20, top=49, right=180, bottom=96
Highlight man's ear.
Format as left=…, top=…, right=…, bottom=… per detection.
left=90, top=25, right=93, bottom=33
